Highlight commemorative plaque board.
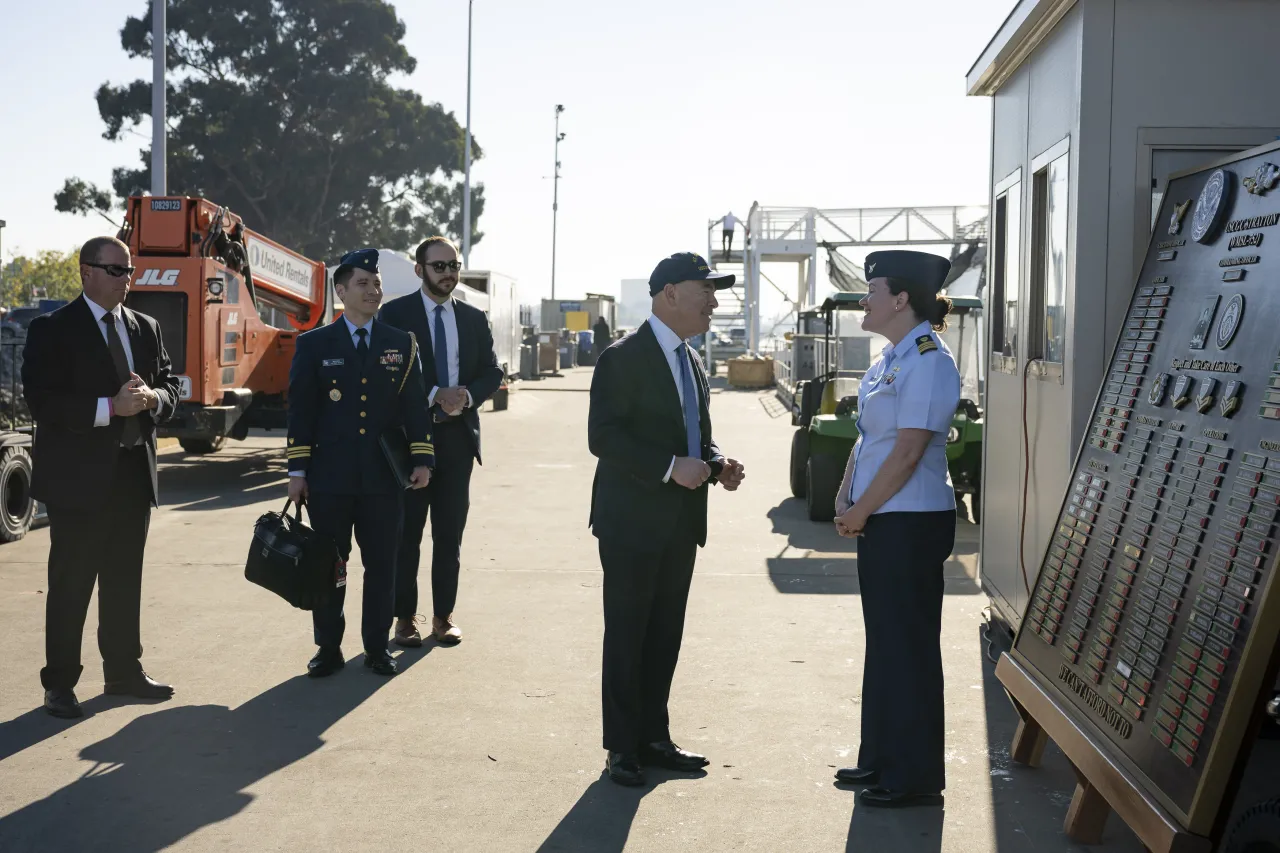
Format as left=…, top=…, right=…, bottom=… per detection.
left=1001, top=143, right=1280, bottom=843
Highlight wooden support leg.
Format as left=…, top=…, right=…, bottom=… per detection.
left=1009, top=696, right=1050, bottom=767
left=1064, top=761, right=1111, bottom=844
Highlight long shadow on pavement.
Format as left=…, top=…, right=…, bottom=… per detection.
left=158, top=446, right=288, bottom=513
left=0, top=696, right=120, bottom=764
left=536, top=770, right=706, bottom=852
left=0, top=646, right=431, bottom=852
left=845, top=802, right=943, bottom=852
left=765, top=499, right=981, bottom=595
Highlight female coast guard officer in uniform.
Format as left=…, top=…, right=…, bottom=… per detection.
left=831, top=249, right=960, bottom=809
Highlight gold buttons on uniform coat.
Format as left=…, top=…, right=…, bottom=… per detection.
left=361, top=395, right=367, bottom=401
left=359, top=428, right=366, bottom=435
left=360, top=412, right=367, bottom=418
left=361, top=378, right=367, bottom=384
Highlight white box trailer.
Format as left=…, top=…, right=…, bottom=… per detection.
left=458, top=270, right=522, bottom=380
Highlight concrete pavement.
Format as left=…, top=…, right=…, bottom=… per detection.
left=0, top=368, right=1167, bottom=851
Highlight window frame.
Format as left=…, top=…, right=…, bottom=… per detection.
left=1028, top=136, right=1071, bottom=383
left=990, top=168, right=1022, bottom=376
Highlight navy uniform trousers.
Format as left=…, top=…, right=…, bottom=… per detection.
left=855, top=509, right=956, bottom=794
left=309, top=492, right=403, bottom=654
left=395, top=419, right=474, bottom=619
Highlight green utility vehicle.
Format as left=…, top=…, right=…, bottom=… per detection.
left=788, top=292, right=985, bottom=523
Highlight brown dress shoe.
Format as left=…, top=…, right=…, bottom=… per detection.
left=394, top=617, right=423, bottom=648
left=432, top=614, right=462, bottom=645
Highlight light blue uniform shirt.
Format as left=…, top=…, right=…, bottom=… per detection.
left=848, top=321, right=961, bottom=513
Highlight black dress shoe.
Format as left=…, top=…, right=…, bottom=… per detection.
left=307, top=647, right=345, bottom=678
left=104, top=672, right=174, bottom=699
left=835, top=767, right=880, bottom=785
left=606, top=752, right=645, bottom=787
left=639, top=740, right=710, bottom=772
left=858, top=787, right=944, bottom=808
left=44, top=688, right=83, bottom=719
left=363, top=650, right=397, bottom=676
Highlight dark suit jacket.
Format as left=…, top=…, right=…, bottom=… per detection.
left=378, top=291, right=503, bottom=463
left=588, top=321, right=725, bottom=551
left=21, top=295, right=180, bottom=509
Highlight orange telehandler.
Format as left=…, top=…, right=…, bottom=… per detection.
left=120, top=196, right=333, bottom=452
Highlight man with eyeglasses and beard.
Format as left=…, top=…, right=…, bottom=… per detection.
left=378, top=237, right=504, bottom=647
left=21, top=235, right=182, bottom=719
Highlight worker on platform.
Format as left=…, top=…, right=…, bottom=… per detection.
left=719, top=211, right=738, bottom=260
left=379, top=236, right=504, bottom=647
left=286, top=248, right=434, bottom=678
left=830, top=250, right=960, bottom=809
left=588, top=251, right=746, bottom=787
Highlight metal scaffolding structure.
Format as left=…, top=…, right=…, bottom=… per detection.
left=707, top=204, right=989, bottom=353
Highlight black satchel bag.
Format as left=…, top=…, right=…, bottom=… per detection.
left=245, top=499, right=345, bottom=610
left=379, top=427, right=414, bottom=490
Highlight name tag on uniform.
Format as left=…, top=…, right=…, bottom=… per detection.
left=322, top=358, right=344, bottom=366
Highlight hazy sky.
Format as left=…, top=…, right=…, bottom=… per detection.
left=0, top=0, right=1015, bottom=314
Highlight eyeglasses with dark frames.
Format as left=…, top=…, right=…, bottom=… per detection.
left=425, top=261, right=462, bottom=273
left=84, top=262, right=136, bottom=279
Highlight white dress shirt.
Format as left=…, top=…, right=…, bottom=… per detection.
left=722, top=212, right=737, bottom=231
left=343, top=314, right=373, bottom=346
left=88, top=295, right=137, bottom=428
left=420, top=291, right=472, bottom=410
left=647, top=314, right=701, bottom=483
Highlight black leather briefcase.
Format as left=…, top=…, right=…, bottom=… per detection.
left=245, top=499, right=345, bottom=610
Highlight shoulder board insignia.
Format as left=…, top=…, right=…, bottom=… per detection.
left=916, top=334, right=937, bottom=355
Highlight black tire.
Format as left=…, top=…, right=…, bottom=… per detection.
left=806, top=453, right=840, bottom=522
left=971, top=478, right=982, bottom=524
left=789, top=429, right=809, bottom=498
left=0, top=445, right=37, bottom=542
left=1223, top=798, right=1280, bottom=853
left=180, top=436, right=226, bottom=455
left=954, top=488, right=970, bottom=523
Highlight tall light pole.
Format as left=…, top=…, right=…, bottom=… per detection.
left=551, top=104, right=565, bottom=299
left=151, top=0, right=166, bottom=196
left=461, top=0, right=473, bottom=267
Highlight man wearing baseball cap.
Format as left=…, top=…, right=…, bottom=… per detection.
left=587, top=252, right=747, bottom=786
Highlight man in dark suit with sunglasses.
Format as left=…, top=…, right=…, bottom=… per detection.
left=378, top=237, right=504, bottom=646
left=22, top=236, right=182, bottom=719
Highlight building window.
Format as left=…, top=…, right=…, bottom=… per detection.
left=990, top=178, right=1021, bottom=363
left=1030, top=141, right=1070, bottom=367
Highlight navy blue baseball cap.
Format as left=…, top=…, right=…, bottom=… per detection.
left=648, top=252, right=736, bottom=295
left=863, top=250, right=950, bottom=292
left=337, top=248, right=379, bottom=274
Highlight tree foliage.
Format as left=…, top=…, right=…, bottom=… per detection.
left=56, top=0, right=484, bottom=261
left=1, top=250, right=83, bottom=307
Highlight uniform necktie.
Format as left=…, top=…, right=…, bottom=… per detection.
left=433, top=304, right=450, bottom=391
left=101, top=312, right=141, bottom=447
left=355, top=327, right=369, bottom=362
left=676, top=343, right=701, bottom=459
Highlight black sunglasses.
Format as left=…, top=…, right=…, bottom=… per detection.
left=425, top=261, right=462, bottom=273
left=84, top=262, right=136, bottom=279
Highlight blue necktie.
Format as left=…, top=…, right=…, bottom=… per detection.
left=433, top=304, right=449, bottom=390
left=677, top=343, right=701, bottom=459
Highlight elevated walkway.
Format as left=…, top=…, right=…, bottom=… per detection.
left=709, top=204, right=989, bottom=352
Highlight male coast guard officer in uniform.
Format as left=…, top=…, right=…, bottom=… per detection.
left=287, top=249, right=435, bottom=678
